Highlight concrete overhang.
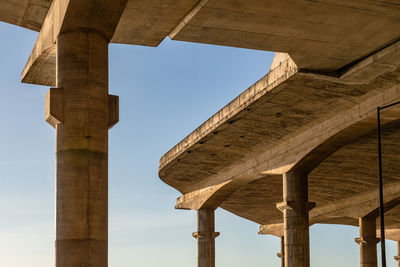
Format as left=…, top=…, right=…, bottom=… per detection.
left=159, top=42, right=400, bottom=232
left=18, top=0, right=200, bottom=86
left=169, top=0, right=400, bottom=72
left=0, top=0, right=52, bottom=31
left=2, top=0, right=397, bottom=86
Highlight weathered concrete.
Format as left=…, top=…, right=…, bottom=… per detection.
left=170, top=0, right=400, bottom=71
left=1, top=0, right=396, bottom=86
left=21, top=0, right=129, bottom=86
left=19, top=0, right=200, bottom=86
left=26, top=0, right=125, bottom=265
left=1, top=0, right=400, bottom=264
left=49, top=30, right=116, bottom=267
left=0, top=0, right=51, bottom=31
left=193, top=209, right=219, bottom=267
left=159, top=45, right=400, bottom=235
left=276, top=236, right=285, bottom=267
left=355, top=217, right=379, bottom=267
left=394, top=241, right=400, bottom=267
left=277, top=171, right=314, bottom=267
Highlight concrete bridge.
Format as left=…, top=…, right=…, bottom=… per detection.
left=1, top=0, right=399, bottom=266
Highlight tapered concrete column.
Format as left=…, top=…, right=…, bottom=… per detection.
left=394, top=241, right=400, bottom=267
left=46, top=30, right=118, bottom=266
left=192, top=209, right=220, bottom=267
left=355, top=217, right=379, bottom=267
left=277, top=171, right=315, bottom=267
left=276, top=236, right=285, bottom=267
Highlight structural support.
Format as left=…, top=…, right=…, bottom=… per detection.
left=46, top=30, right=118, bottom=266
left=277, top=171, right=314, bottom=267
left=276, top=236, right=285, bottom=267
left=192, top=209, right=219, bottom=267
left=355, top=217, right=379, bottom=267
left=394, top=241, right=400, bottom=267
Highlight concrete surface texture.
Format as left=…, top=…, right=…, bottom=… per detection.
left=0, top=0, right=399, bottom=266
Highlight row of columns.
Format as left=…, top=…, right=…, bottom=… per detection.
left=193, top=171, right=400, bottom=267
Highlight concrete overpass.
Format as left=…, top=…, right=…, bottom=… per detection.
left=1, top=0, right=399, bottom=267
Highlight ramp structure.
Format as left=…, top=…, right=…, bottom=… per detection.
left=0, top=1, right=399, bottom=266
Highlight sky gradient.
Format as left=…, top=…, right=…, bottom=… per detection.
left=0, top=21, right=397, bottom=267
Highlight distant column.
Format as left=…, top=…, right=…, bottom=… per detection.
left=193, top=209, right=220, bottom=267
left=355, top=217, right=379, bottom=267
left=394, top=241, right=400, bottom=267
left=277, top=171, right=315, bottom=267
left=276, top=236, right=285, bottom=267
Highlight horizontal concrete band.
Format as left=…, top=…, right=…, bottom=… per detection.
left=56, top=149, right=108, bottom=161
left=56, top=239, right=107, bottom=266
left=56, top=149, right=108, bottom=240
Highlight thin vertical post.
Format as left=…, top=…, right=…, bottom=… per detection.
left=377, top=107, right=386, bottom=267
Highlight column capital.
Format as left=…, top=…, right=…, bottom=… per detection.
left=355, top=237, right=380, bottom=245
left=276, top=200, right=316, bottom=213
left=192, top=231, right=220, bottom=239
left=45, top=87, right=64, bottom=128
left=108, top=94, right=119, bottom=129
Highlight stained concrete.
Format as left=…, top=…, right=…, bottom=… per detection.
left=278, top=172, right=313, bottom=267
left=1, top=0, right=397, bottom=85
left=0, top=0, right=51, bottom=31
left=193, top=209, right=219, bottom=267
left=1, top=0, right=400, bottom=265
left=356, top=217, right=379, bottom=267
left=159, top=46, right=400, bottom=241
left=52, top=30, right=111, bottom=266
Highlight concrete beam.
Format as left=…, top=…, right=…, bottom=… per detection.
left=176, top=181, right=232, bottom=210
left=260, top=185, right=400, bottom=240
left=159, top=40, right=400, bottom=194
left=170, top=0, right=400, bottom=71
left=310, top=183, right=400, bottom=221
left=175, top=178, right=257, bottom=210
left=0, top=0, right=51, bottom=31
left=21, top=0, right=67, bottom=86
left=193, top=82, right=400, bottom=192
left=21, top=0, right=128, bottom=86
left=259, top=223, right=285, bottom=237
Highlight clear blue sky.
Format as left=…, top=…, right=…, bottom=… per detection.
left=0, top=21, right=397, bottom=267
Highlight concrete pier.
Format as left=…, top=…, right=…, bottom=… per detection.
left=278, top=171, right=314, bottom=267
left=192, top=209, right=219, bottom=267
left=394, top=241, right=400, bottom=267
left=276, top=236, right=285, bottom=267
left=355, top=217, right=379, bottom=267
left=46, top=30, right=118, bottom=266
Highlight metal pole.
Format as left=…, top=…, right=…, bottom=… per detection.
left=377, top=106, right=386, bottom=267
left=376, top=101, right=400, bottom=267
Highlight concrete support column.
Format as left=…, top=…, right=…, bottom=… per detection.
left=394, top=241, right=400, bottom=267
left=355, top=217, right=379, bottom=267
left=192, top=209, right=220, bottom=267
left=46, top=30, right=118, bottom=266
left=276, top=236, right=285, bottom=267
left=277, top=171, right=314, bottom=267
